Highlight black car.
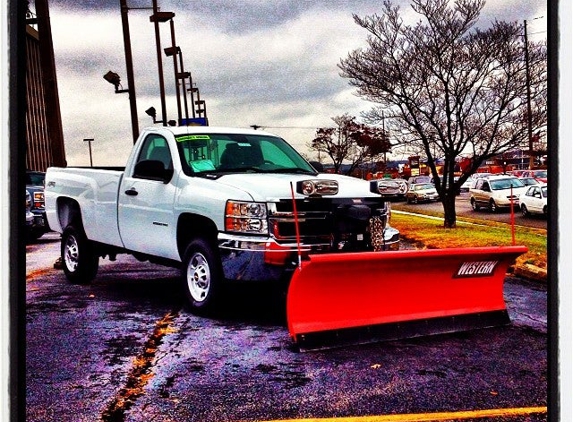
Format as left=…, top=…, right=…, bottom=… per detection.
left=26, top=170, right=50, bottom=239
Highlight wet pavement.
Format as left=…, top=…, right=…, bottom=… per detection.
left=25, top=233, right=549, bottom=422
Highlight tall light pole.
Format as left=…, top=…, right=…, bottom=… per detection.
left=119, top=0, right=139, bottom=144
left=83, top=138, right=94, bottom=167
left=165, top=19, right=183, bottom=123
left=149, top=1, right=173, bottom=127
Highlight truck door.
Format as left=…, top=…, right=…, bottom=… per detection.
left=118, top=133, right=179, bottom=260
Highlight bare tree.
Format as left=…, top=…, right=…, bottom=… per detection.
left=339, top=0, right=547, bottom=227
left=309, top=114, right=392, bottom=175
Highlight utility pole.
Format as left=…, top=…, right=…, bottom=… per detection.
left=524, top=19, right=534, bottom=169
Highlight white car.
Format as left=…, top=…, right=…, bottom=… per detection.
left=460, top=178, right=472, bottom=193
left=519, top=184, right=547, bottom=217
left=470, top=175, right=527, bottom=212
left=405, top=183, right=439, bottom=203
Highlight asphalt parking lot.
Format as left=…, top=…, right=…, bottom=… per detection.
left=24, top=233, right=549, bottom=422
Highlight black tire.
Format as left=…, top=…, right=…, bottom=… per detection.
left=521, top=204, right=529, bottom=217
left=181, top=238, right=223, bottom=314
left=489, top=199, right=498, bottom=213
left=470, top=198, right=480, bottom=211
left=61, top=225, right=99, bottom=284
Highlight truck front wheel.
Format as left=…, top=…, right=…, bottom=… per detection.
left=61, top=226, right=99, bottom=284
left=182, top=239, right=222, bottom=314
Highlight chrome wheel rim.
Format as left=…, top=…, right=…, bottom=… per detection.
left=186, top=252, right=210, bottom=303
left=64, top=234, right=79, bottom=272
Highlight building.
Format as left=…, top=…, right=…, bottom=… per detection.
left=25, top=0, right=66, bottom=171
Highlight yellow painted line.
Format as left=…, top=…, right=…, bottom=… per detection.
left=257, top=406, right=547, bottom=422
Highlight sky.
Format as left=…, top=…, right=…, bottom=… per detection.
left=39, top=0, right=548, bottom=167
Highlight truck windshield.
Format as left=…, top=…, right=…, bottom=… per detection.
left=175, top=133, right=317, bottom=176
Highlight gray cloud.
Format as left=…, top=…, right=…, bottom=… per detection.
left=46, top=0, right=548, bottom=165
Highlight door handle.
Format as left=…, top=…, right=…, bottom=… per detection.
left=125, top=188, right=138, bottom=196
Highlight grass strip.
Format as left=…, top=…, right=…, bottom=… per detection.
left=391, top=212, right=547, bottom=269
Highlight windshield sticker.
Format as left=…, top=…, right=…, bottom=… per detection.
left=455, top=260, right=499, bottom=277
left=177, top=135, right=211, bottom=142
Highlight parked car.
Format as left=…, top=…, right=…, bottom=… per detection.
left=26, top=170, right=50, bottom=239
left=467, top=172, right=493, bottom=190
left=460, top=178, right=473, bottom=193
left=519, top=184, right=547, bottom=217
left=25, top=190, right=34, bottom=232
left=519, top=176, right=542, bottom=187
left=405, top=183, right=439, bottom=203
left=469, top=175, right=527, bottom=212
left=510, top=169, right=528, bottom=178
left=431, top=175, right=461, bottom=195
left=407, top=175, right=432, bottom=185
left=520, top=169, right=547, bottom=183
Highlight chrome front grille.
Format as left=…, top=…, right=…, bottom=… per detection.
left=268, top=198, right=388, bottom=247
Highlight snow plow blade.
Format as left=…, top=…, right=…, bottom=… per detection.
left=287, top=246, right=527, bottom=351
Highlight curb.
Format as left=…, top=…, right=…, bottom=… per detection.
left=513, top=263, right=547, bottom=283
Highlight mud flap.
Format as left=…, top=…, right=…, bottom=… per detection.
left=286, top=246, right=527, bottom=351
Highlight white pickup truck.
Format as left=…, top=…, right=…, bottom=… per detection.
left=45, top=126, right=404, bottom=313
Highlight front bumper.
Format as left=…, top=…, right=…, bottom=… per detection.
left=420, top=194, right=439, bottom=201
left=26, top=211, right=35, bottom=227
left=217, top=227, right=400, bottom=283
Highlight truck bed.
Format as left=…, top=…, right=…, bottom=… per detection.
left=45, top=166, right=126, bottom=248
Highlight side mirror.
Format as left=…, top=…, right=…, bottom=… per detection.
left=133, top=160, right=173, bottom=183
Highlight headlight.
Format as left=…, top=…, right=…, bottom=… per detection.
left=225, top=200, right=268, bottom=234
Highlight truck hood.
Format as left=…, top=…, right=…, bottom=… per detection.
left=216, top=173, right=379, bottom=202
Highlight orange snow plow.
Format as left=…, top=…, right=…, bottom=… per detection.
left=286, top=245, right=527, bottom=351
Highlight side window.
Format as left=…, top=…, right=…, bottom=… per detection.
left=137, top=135, right=173, bottom=170
left=133, top=134, right=173, bottom=181
left=475, top=180, right=483, bottom=190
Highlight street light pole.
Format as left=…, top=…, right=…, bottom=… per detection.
left=150, top=0, right=170, bottom=126
left=119, top=0, right=139, bottom=144
left=84, top=138, right=94, bottom=167
left=168, top=19, right=182, bottom=124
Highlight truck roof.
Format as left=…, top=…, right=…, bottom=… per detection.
left=146, top=125, right=278, bottom=138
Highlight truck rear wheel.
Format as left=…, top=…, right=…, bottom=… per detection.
left=61, top=226, right=99, bottom=284
left=182, top=238, right=223, bottom=314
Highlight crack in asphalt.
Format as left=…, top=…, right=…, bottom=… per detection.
left=100, top=309, right=180, bottom=422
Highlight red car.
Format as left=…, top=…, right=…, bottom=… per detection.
left=520, top=169, right=547, bottom=183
